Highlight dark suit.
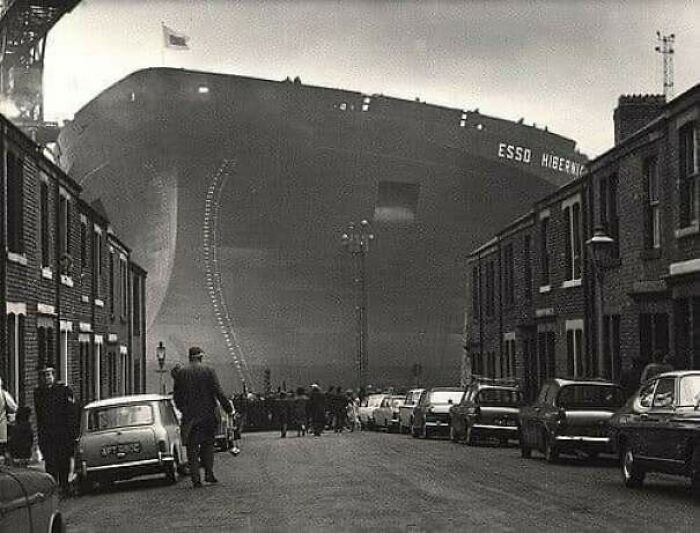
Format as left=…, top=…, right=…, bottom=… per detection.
left=173, top=360, right=232, bottom=484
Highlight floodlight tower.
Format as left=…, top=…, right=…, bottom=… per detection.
left=655, top=31, right=675, bottom=100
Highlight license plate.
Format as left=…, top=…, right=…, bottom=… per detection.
left=101, top=442, right=141, bottom=457
left=497, top=419, right=516, bottom=426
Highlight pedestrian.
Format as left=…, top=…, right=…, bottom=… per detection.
left=33, top=366, right=77, bottom=494
left=293, top=387, right=309, bottom=437
left=277, top=391, right=292, bottom=438
left=0, top=376, right=18, bottom=464
left=346, top=390, right=360, bottom=432
left=229, top=409, right=242, bottom=456
left=640, top=350, right=674, bottom=384
left=308, top=384, right=326, bottom=437
left=173, top=347, right=233, bottom=488
left=9, top=406, right=33, bottom=466
left=333, top=386, right=347, bottom=433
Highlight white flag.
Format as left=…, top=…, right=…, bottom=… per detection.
left=163, top=24, right=190, bottom=50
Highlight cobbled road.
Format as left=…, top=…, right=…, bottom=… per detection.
left=61, top=430, right=698, bottom=532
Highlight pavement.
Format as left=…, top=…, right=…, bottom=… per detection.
left=60, top=430, right=699, bottom=532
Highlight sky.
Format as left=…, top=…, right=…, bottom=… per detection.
left=43, top=0, right=700, bottom=158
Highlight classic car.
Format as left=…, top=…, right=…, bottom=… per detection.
left=609, top=370, right=700, bottom=498
left=0, top=465, right=64, bottom=532
left=75, top=394, right=185, bottom=492
left=398, top=388, right=425, bottom=434
left=519, top=378, right=625, bottom=462
left=373, top=395, right=406, bottom=432
left=357, top=393, right=388, bottom=430
left=449, top=381, right=523, bottom=445
left=412, top=387, right=465, bottom=438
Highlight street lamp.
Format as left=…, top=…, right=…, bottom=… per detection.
left=586, top=226, right=614, bottom=379
left=155, top=341, right=167, bottom=394
left=341, top=219, right=374, bottom=389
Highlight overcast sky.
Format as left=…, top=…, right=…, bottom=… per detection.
left=43, top=0, right=700, bottom=158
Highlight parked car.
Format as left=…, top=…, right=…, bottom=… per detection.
left=398, top=388, right=425, bottom=434
left=0, top=465, right=64, bottom=532
left=357, top=393, right=387, bottom=430
left=373, top=395, right=405, bottom=432
left=450, top=380, right=523, bottom=445
left=519, top=378, right=625, bottom=462
left=412, top=387, right=465, bottom=438
left=75, top=394, right=185, bottom=492
left=609, top=370, right=700, bottom=498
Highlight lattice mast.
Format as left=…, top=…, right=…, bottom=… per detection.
left=654, top=31, right=675, bottom=100
left=0, top=0, right=82, bottom=138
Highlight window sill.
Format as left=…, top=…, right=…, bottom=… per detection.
left=561, top=279, right=582, bottom=289
left=539, top=285, right=551, bottom=294
left=94, top=298, right=105, bottom=308
left=675, top=222, right=699, bottom=239
left=60, top=275, right=74, bottom=287
left=640, top=248, right=662, bottom=261
left=41, top=267, right=54, bottom=280
left=7, top=252, right=27, bottom=266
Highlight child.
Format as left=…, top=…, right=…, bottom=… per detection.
left=229, top=410, right=242, bottom=456
left=9, top=406, right=33, bottom=467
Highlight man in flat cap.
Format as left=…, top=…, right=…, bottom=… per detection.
left=33, top=366, right=77, bottom=495
left=173, top=347, right=233, bottom=487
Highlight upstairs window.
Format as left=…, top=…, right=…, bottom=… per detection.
left=503, top=243, right=515, bottom=305
left=679, top=122, right=698, bottom=227
left=540, top=215, right=550, bottom=287
left=121, top=256, right=128, bottom=319
left=93, top=229, right=103, bottom=297
left=6, top=151, right=24, bottom=254
left=59, top=192, right=72, bottom=258
left=563, top=197, right=582, bottom=282
left=485, top=260, right=495, bottom=316
left=644, top=156, right=661, bottom=249
left=80, top=218, right=88, bottom=270
left=599, top=175, right=619, bottom=255
left=40, top=179, right=51, bottom=268
left=523, top=234, right=532, bottom=300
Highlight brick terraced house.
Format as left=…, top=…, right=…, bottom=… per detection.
left=0, top=113, right=147, bottom=413
left=465, top=84, right=700, bottom=400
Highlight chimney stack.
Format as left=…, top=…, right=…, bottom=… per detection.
left=613, top=94, right=666, bottom=145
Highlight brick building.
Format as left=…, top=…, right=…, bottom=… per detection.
left=0, top=113, right=147, bottom=414
left=465, top=84, right=700, bottom=400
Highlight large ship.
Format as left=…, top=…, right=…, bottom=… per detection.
left=57, top=67, right=587, bottom=392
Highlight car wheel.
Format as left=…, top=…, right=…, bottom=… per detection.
left=450, top=425, right=459, bottom=443
left=544, top=435, right=559, bottom=463
left=165, top=457, right=178, bottom=485
left=411, top=422, right=420, bottom=438
left=78, top=475, right=94, bottom=495
left=621, top=442, right=645, bottom=488
left=465, top=424, right=475, bottom=446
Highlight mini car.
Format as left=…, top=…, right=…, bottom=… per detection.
left=519, top=378, right=625, bottom=462
left=609, top=370, right=700, bottom=498
left=0, top=465, right=64, bottom=532
left=373, top=395, right=405, bottom=432
left=412, top=387, right=465, bottom=438
left=357, top=393, right=387, bottom=430
left=450, top=380, right=522, bottom=446
left=398, top=388, right=425, bottom=434
left=75, top=394, right=185, bottom=492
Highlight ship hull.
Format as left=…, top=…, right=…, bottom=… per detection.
left=58, top=68, right=586, bottom=392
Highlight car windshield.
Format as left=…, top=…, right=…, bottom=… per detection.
left=477, top=389, right=522, bottom=406
left=679, top=375, right=700, bottom=406
left=390, top=397, right=403, bottom=408
left=87, top=404, right=154, bottom=431
left=428, top=390, right=463, bottom=404
left=557, top=385, right=625, bottom=409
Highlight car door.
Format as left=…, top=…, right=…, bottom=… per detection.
left=645, top=376, right=677, bottom=465
left=451, top=389, right=472, bottom=434
left=521, top=383, right=549, bottom=449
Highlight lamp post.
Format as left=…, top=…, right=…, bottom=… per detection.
left=586, top=226, right=614, bottom=379
left=342, top=219, right=374, bottom=389
left=155, top=341, right=167, bottom=395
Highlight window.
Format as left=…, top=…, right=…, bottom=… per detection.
left=121, top=257, right=128, bottom=319
left=40, top=180, right=51, bottom=267
left=523, top=235, right=532, bottom=300
left=540, top=215, right=550, bottom=286
left=108, top=351, right=117, bottom=397
left=59, top=328, right=69, bottom=385
left=37, top=324, right=55, bottom=371
left=503, top=334, right=516, bottom=378
left=603, top=314, right=621, bottom=381
left=471, top=266, right=479, bottom=317
left=679, top=122, right=698, bottom=227
left=80, top=219, right=88, bottom=270
left=485, top=261, right=495, bottom=316
left=79, top=338, right=92, bottom=403
left=94, top=338, right=103, bottom=399
left=644, top=157, right=661, bottom=249
left=6, top=151, right=24, bottom=254
left=638, top=380, right=656, bottom=408
left=639, top=313, right=669, bottom=364
left=109, top=250, right=115, bottom=318
left=651, top=377, right=675, bottom=408
left=503, top=243, right=515, bottom=305
left=59, top=193, right=71, bottom=258
left=6, top=313, right=26, bottom=402
left=566, top=320, right=584, bottom=377
left=133, top=274, right=141, bottom=336
left=599, top=175, right=619, bottom=254
left=563, top=198, right=582, bottom=282
left=537, top=330, right=556, bottom=384
left=94, top=229, right=103, bottom=297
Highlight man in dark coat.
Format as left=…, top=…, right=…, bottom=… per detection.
left=308, top=384, right=326, bottom=437
left=34, top=366, right=77, bottom=494
left=173, top=347, right=233, bottom=487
